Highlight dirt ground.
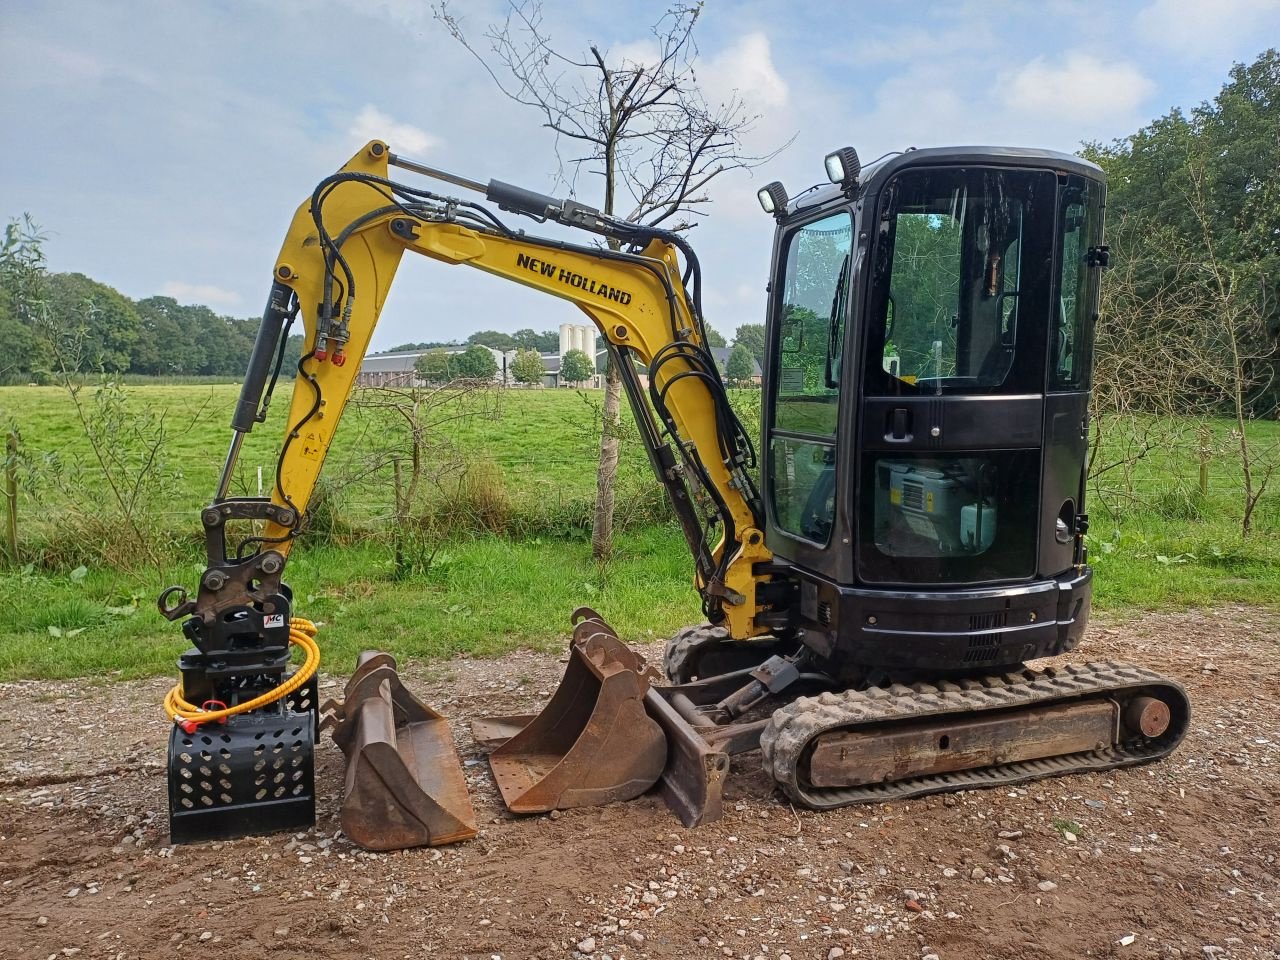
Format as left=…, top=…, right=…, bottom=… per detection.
left=1, top=607, right=1277, bottom=960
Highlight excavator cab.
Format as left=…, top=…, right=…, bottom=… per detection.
left=759, top=148, right=1103, bottom=675
left=485, top=147, right=1182, bottom=827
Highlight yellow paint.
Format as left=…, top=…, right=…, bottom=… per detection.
left=926, top=491, right=935, bottom=513
left=259, top=142, right=774, bottom=639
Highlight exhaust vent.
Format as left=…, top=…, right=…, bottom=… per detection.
left=962, top=632, right=1002, bottom=663
left=969, top=611, right=1008, bottom=631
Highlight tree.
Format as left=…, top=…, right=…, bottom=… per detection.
left=1083, top=49, right=1280, bottom=408
left=415, top=348, right=453, bottom=383
left=345, top=380, right=497, bottom=577
left=513, top=327, right=559, bottom=352
left=0, top=216, right=53, bottom=378
left=389, top=340, right=459, bottom=352
left=724, top=343, right=756, bottom=386
left=468, top=329, right=518, bottom=350
left=733, top=323, right=767, bottom=368
left=512, top=328, right=540, bottom=350
left=560, top=348, right=594, bottom=385
left=452, top=344, right=499, bottom=381
left=511, top=347, right=546, bottom=384
left=704, top=324, right=726, bottom=348
left=438, top=0, right=786, bottom=560
left=131, top=297, right=189, bottom=375
left=44, top=272, right=141, bottom=373
left=1081, top=49, right=1280, bottom=533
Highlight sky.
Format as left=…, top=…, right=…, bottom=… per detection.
left=3, top=0, right=1277, bottom=352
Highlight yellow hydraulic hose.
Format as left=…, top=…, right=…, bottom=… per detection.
left=164, top=618, right=320, bottom=729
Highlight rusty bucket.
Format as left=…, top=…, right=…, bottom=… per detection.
left=322, top=651, right=477, bottom=850
left=480, top=608, right=667, bottom=813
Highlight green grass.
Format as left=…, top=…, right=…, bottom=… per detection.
left=1087, top=505, right=1280, bottom=610
left=0, top=383, right=1274, bottom=681
left=0, top=525, right=702, bottom=681
left=0, top=384, right=660, bottom=540
left=1082, top=414, right=1280, bottom=609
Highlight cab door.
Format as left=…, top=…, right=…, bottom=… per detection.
left=761, top=209, right=856, bottom=581
left=855, top=166, right=1057, bottom=587
left=1040, top=174, right=1105, bottom=576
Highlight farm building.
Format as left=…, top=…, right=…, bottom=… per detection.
left=355, top=327, right=757, bottom=389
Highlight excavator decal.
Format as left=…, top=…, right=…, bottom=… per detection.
left=515, top=252, right=634, bottom=303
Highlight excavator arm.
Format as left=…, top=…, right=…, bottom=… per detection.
left=161, top=140, right=783, bottom=653
left=165, top=136, right=783, bottom=647
left=153, top=141, right=793, bottom=845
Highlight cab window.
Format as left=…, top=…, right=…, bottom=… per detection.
left=767, top=212, right=851, bottom=543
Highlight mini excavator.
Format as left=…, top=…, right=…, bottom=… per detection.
left=158, top=140, right=1189, bottom=846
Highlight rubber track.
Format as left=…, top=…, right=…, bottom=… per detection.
left=662, top=624, right=727, bottom=683
left=759, top=660, right=1190, bottom=809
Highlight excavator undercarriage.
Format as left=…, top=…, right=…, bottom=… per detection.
left=477, top=611, right=1189, bottom=830
left=157, top=138, right=1192, bottom=849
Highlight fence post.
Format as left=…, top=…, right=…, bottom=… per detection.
left=1198, top=425, right=1211, bottom=497
left=4, top=430, right=17, bottom=564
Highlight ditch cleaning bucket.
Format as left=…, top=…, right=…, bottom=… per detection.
left=322, top=651, right=477, bottom=850
left=481, top=608, right=667, bottom=812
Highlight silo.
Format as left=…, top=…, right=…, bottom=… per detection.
left=559, top=323, right=573, bottom=358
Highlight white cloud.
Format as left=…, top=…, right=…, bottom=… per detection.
left=161, top=281, right=242, bottom=307
left=849, top=24, right=997, bottom=66
left=607, top=39, right=660, bottom=70
left=332, top=0, right=434, bottom=30
left=349, top=105, right=438, bottom=155
left=701, top=32, right=789, bottom=111
left=0, top=36, right=160, bottom=91
left=1000, top=52, right=1155, bottom=124
left=866, top=65, right=973, bottom=148
left=1135, top=0, right=1280, bottom=58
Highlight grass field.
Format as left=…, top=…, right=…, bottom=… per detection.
left=0, top=382, right=1275, bottom=681
left=0, top=383, right=671, bottom=537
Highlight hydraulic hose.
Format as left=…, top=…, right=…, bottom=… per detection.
left=163, top=618, right=320, bottom=730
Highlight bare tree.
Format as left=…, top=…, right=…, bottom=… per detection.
left=436, top=0, right=788, bottom=560
left=1089, top=213, right=1203, bottom=513
left=1089, top=172, right=1278, bottom=533
left=1182, top=162, right=1278, bottom=535
left=345, top=381, right=500, bottom=577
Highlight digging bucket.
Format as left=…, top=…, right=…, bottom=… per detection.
left=484, top=607, right=666, bottom=813
left=322, top=651, right=477, bottom=850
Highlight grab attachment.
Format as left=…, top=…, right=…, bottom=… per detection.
left=481, top=608, right=667, bottom=813
left=322, top=651, right=477, bottom=850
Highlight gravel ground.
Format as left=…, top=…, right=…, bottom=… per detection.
left=0, top=606, right=1277, bottom=960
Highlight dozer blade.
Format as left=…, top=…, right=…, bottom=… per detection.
left=642, top=686, right=731, bottom=828
left=322, top=651, right=477, bottom=850
left=482, top=607, right=666, bottom=813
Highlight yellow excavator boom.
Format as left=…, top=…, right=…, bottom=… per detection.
left=259, top=140, right=774, bottom=639
left=155, top=140, right=786, bottom=845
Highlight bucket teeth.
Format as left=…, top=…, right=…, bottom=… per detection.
left=323, top=651, right=477, bottom=850
left=481, top=610, right=667, bottom=813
